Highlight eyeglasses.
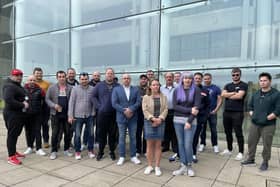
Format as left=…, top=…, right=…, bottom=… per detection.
left=232, top=74, right=240, bottom=77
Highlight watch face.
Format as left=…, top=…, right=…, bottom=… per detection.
left=235, top=87, right=240, bottom=92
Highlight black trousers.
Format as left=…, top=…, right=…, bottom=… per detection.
left=97, top=112, right=118, bottom=154
left=25, top=114, right=42, bottom=150
left=223, top=111, right=244, bottom=153
left=193, top=114, right=207, bottom=155
left=162, top=110, right=178, bottom=153
left=136, top=109, right=146, bottom=154
left=41, top=103, right=50, bottom=143
left=50, top=115, right=71, bottom=152
left=4, top=111, right=25, bottom=157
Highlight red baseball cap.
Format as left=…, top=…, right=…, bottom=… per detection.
left=10, top=69, right=23, bottom=76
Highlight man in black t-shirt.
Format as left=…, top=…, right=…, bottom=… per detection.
left=221, top=68, right=248, bottom=161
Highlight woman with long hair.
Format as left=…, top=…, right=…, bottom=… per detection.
left=142, top=79, right=168, bottom=176
left=172, top=72, right=201, bottom=177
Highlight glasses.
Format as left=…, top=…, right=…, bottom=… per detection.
left=232, top=74, right=240, bottom=77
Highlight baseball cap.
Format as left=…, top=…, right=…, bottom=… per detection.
left=10, top=69, right=23, bottom=76
left=139, top=74, right=148, bottom=79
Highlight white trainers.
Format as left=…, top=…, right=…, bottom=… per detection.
left=187, top=166, right=195, bottom=177
left=75, top=152, right=82, bottom=160
left=64, top=150, right=73, bottom=157
left=198, top=144, right=205, bottom=152
left=131, top=156, right=141, bottom=165
left=144, top=166, right=154, bottom=175
left=155, top=167, right=162, bottom=176
left=213, top=145, right=219, bottom=153
left=88, top=151, right=96, bottom=159
left=172, top=163, right=187, bottom=176
left=36, top=149, right=47, bottom=156
left=50, top=152, right=57, bottom=160
left=117, top=157, right=125, bottom=166
left=220, top=149, right=232, bottom=156
left=24, top=147, right=33, bottom=155
left=235, top=152, right=243, bottom=161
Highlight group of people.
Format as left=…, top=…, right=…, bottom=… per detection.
left=2, top=66, right=280, bottom=177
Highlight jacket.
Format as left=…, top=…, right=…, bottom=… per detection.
left=24, top=83, right=44, bottom=115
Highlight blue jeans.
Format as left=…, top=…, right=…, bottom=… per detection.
left=174, top=122, right=197, bottom=165
left=200, top=114, right=218, bottom=146
left=118, top=121, right=137, bottom=158
left=74, top=116, right=94, bottom=152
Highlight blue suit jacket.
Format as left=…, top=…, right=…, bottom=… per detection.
left=111, top=85, right=141, bottom=124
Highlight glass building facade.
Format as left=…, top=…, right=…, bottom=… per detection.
left=1, top=0, right=280, bottom=144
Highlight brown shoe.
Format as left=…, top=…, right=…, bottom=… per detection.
left=43, top=143, right=50, bottom=148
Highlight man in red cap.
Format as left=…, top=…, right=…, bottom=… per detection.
left=2, top=69, right=29, bottom=165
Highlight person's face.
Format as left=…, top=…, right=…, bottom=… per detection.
left=34, top=70, right=43, bottom=81
left=79, top=75, right=89, bottom=86
left=194, top=74, right=202, bottom=86
left=203, top=75, right=212, bottom=86
left=57, top=73, right=66, bottom=84
left=93, top=72, right=100, bottom=81
left=67, top=70, right=76, bottom=81
left=11, top=75, right=23, bottom=83
left=259, top=76, right=271, bottom=89
left=231, top=71, right=241, bottom=82
left=27, top=76, right=36, bottom=87
left=150, top=80, right=160, bottom=93
left=122, top=74, right=131, bottom=87
left=183, top=77, right=193, bottom=88
left=139, top=77, right=148, bottom=87
left=105, top=69, right=114, bottom=82
left=174, top=73, right=181, bottom=83
left=165, top=73, right=174, bottom=85
left=147, top=71, right=154, bottom=79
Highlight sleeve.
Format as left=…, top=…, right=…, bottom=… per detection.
left=273, top=91, right=280, bottom=116
left=159, top=95, right=168, bottom=120
left=111, top=87, right=124, bottom=112
left=248, top=93, right=254, bottom=111
left=92, top=84, right=100, bottom=109
left=45, top=86, right=56, bottom=108
left=142, top=95, right=153, bottom=120
left=129, top=88, right=141, bottom=112
left=187, top=86, right=201, bottom=123
left=68, top=88, right=76, bottom=118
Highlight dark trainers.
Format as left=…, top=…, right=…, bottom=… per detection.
left=110, top=152, right=116, bottom=161
left=96, top=152, right=104, bottom=161
left=241, top=159, right=256, bottom=166
left=259, top=162, right=268, bottom=171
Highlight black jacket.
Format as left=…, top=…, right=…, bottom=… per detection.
left=24, top=83, right=44, bottom=115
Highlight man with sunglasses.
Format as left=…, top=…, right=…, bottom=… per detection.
left=221, top=67, right=248, bottom=161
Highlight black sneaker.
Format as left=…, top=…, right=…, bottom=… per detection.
left=110, top=152, right=116, bottom=161
left=241, top=159, right=256, bottom=166
left=259, top=162, right=268, bottom=171
left=96, top=152, right=104, bottom=161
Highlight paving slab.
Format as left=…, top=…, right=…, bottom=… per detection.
left=237, top=172, right=267, bottom=187
left=166, top=175, right=212, bottom=187
left=212, top=180, right=237, bottom=187
left=216, top=159, right=242, bottom=185
left=115, top=178, right=160, bottom=187
left=28, top=158, right=72, bottom=172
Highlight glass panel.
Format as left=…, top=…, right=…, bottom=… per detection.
left=71, top=12, right=160, bottom=73
left=15, top=30, right=69, bottom=76
left=15, top=0, right=69, bottom=38
left=0, top=3, right=14, bottom=41
left=71, top=0, right=160, bottom=26
left=1, top=0, right=13, bottom=6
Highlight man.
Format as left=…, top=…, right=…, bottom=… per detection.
left=89, top=71, right=101, bottom=87
left=68, top=72, right=96, bottom=160
left=23, top=75, right=47, bottom=156
left=92, top=67, right=119, bottom=161
left=112, top=74, right=141, bottom=165
left=146, top=70, right=155, bottom=80
left=136, top=74, right=148, bottom=157
left=45, top=71, right=73, bottom=160
left=66, top=68, right=79, bottom=86
left=241, top=72, right=280, bottom=171
left=192, top=72, right=210, bottom=163
left=174, top=72, right=181, bottom=87
left=221, top=67, right=248, bottom=160
left=3, top=69, right=28, bottom=165
left=33, top=67, right=50, bottom=148
left=198, top=73, right=222, bottom=153
left=160, top=72, right=178, bottom=161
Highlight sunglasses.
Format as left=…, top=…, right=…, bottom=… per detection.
left=232, top=74, right=240, bottom=77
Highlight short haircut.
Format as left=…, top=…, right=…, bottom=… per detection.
left=232, top=67, right=241, bottom=74
left=33, top=67, right=43, bottom=74
left=204, top=73, right=212, bottom=78
left=259, top=72, right=272, bottom=81
left=56, top=70, right=66, bottom=77
left=164, top=72, right=174, bottom=78
left=194, top=72, right=203, bottom=77
left=105, top=67, right=114, bottom=74
left=67, top=67, right=76, bottom=73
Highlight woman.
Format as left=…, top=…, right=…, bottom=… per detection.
left=142, top=79, right=168, bottom=176
left=172, top=72, right=201, bottom=177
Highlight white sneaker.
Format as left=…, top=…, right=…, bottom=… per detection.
left=235, top=153, right=243, bottom=161
left=198, top=144, right=204, bottom=152
left=172, top=163, right=187, bottom=176
left=144, top=166, right=154, bottom=175
left=117, top=157, right=125, bottom=166
left=220, top=149, right=232, bottom=156
left=213, top=145, right=219, bottom=153
left=75, top=152, right=82, bottom=160
left=36, top=149, right=47, bottom=156
left=131, top=156, right=141, bottom=165
left=88, top=151, right=96, bottom=159
left=187, top=166, right=195, bottom=177
left=24, top=147, right=33, bottom=155
left=64, top=150, right=73, bottom=157
left=50, top=152, right=57, bottom=160
left=155, top=167, right=162, bottom=176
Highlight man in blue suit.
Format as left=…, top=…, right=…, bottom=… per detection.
left=112, top=73, right=142, bottom=166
